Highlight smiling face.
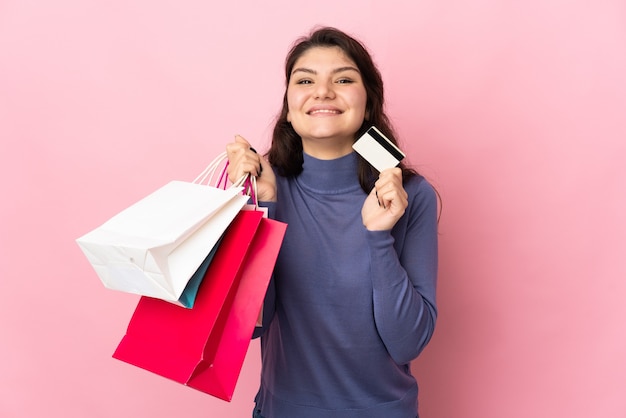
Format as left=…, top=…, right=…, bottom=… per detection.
left=286, top=46, right=368, bottom=159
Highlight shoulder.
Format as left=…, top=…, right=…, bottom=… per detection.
left=404, top=174, right=438, bottom=218
left=405, top=174, right=436, bottom=201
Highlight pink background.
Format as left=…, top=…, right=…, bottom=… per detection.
left=1, top=1, right=625, bottom=417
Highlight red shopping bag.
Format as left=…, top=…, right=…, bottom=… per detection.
left=186, top=216, right=286, bottom=399
left=112, top=209, right=286, bottom=401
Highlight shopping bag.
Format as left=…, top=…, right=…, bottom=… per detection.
left=186, top=215, right=287, bottom=400
left=177, top=234, right=223, bottom=309
left=76, top=154, right=249, bottom=303
left=113, top=209, right=286, bottom=401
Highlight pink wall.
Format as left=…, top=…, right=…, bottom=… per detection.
left=1, top=1, right=625, bottom=417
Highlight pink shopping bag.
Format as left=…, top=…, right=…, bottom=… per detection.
left=113, top=209, right=286, bottom=401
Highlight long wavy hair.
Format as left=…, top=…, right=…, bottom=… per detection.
left=267, top=26, right=417, bottom=193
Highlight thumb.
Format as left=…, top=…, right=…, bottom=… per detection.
left=234, top=134, right=251, bottom=147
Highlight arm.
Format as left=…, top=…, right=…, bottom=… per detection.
left=367, top=177, right=438, bottom=364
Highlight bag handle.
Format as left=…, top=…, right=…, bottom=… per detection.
left=225, top=162, right=259, bottom=208
left=243, top=175, right=258, bottom=207
left=193, top=151, right=259, bottom=207
left=193, top=152, right=229, bottom=186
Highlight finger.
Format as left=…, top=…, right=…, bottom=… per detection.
left=234, top=134, right=250, bottom=146
left=227, top=136, right=251, bottom=157
left=374, top=181, right=391, bottom=209
left=377, top=188, right=391, bottom=210
left=244, top=154, right=264, bottom=178
left=375, top=168, right=402, bottom=192
left=375, top=180, right=407, bottom=212
left=226, top=136, right=263, bottom=177
left=388, top=188, right=409, bottom=213
left=225, top=154, right=252, bottom=183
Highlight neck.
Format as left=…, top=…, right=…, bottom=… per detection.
left=301, top=137, right=354, bottom=160
left=298, top=151, right=361, bottom=193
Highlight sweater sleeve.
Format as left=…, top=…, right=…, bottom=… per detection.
left=368, top=177, right=438, bottom=364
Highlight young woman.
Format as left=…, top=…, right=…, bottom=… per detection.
left=226, top=27, right=438, bottom=418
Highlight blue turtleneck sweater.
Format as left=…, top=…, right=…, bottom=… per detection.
left=254, top=152, right=438, bottom=418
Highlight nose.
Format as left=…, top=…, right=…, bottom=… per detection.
left=313, top=80, right=335, bottom=100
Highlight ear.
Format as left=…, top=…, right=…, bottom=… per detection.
left=287, top=111, right=291, bottom=123
left=364, top=109, right=370, bottom=121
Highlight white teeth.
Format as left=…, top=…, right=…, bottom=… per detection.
left=309, top=109, right=340, bottom=115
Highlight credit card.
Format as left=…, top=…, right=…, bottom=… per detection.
left=352, top=126, right=405, bottom=172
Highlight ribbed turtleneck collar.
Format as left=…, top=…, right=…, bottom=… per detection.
left=296, top=151, right=362, bottom=194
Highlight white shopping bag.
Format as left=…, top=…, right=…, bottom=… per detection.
left=76, top=154, right=249, bottom=302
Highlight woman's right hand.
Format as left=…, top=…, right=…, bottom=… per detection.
left=225, top=135, right=277, bottom=202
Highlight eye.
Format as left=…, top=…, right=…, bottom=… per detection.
left=295, top=79, right=313, bottom=85
left=336, top=78, right=354, bottom=84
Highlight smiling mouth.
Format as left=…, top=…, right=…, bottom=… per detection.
left=308, top=109, right=342, bottom=115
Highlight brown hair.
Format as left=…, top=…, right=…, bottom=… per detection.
left=267, top=26, right=416, bottom=193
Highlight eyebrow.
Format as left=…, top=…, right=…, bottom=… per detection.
left=291, top=66, right=361, bottom=76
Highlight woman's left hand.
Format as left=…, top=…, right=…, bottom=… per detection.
left=361, top=167, right=408, bottom=231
